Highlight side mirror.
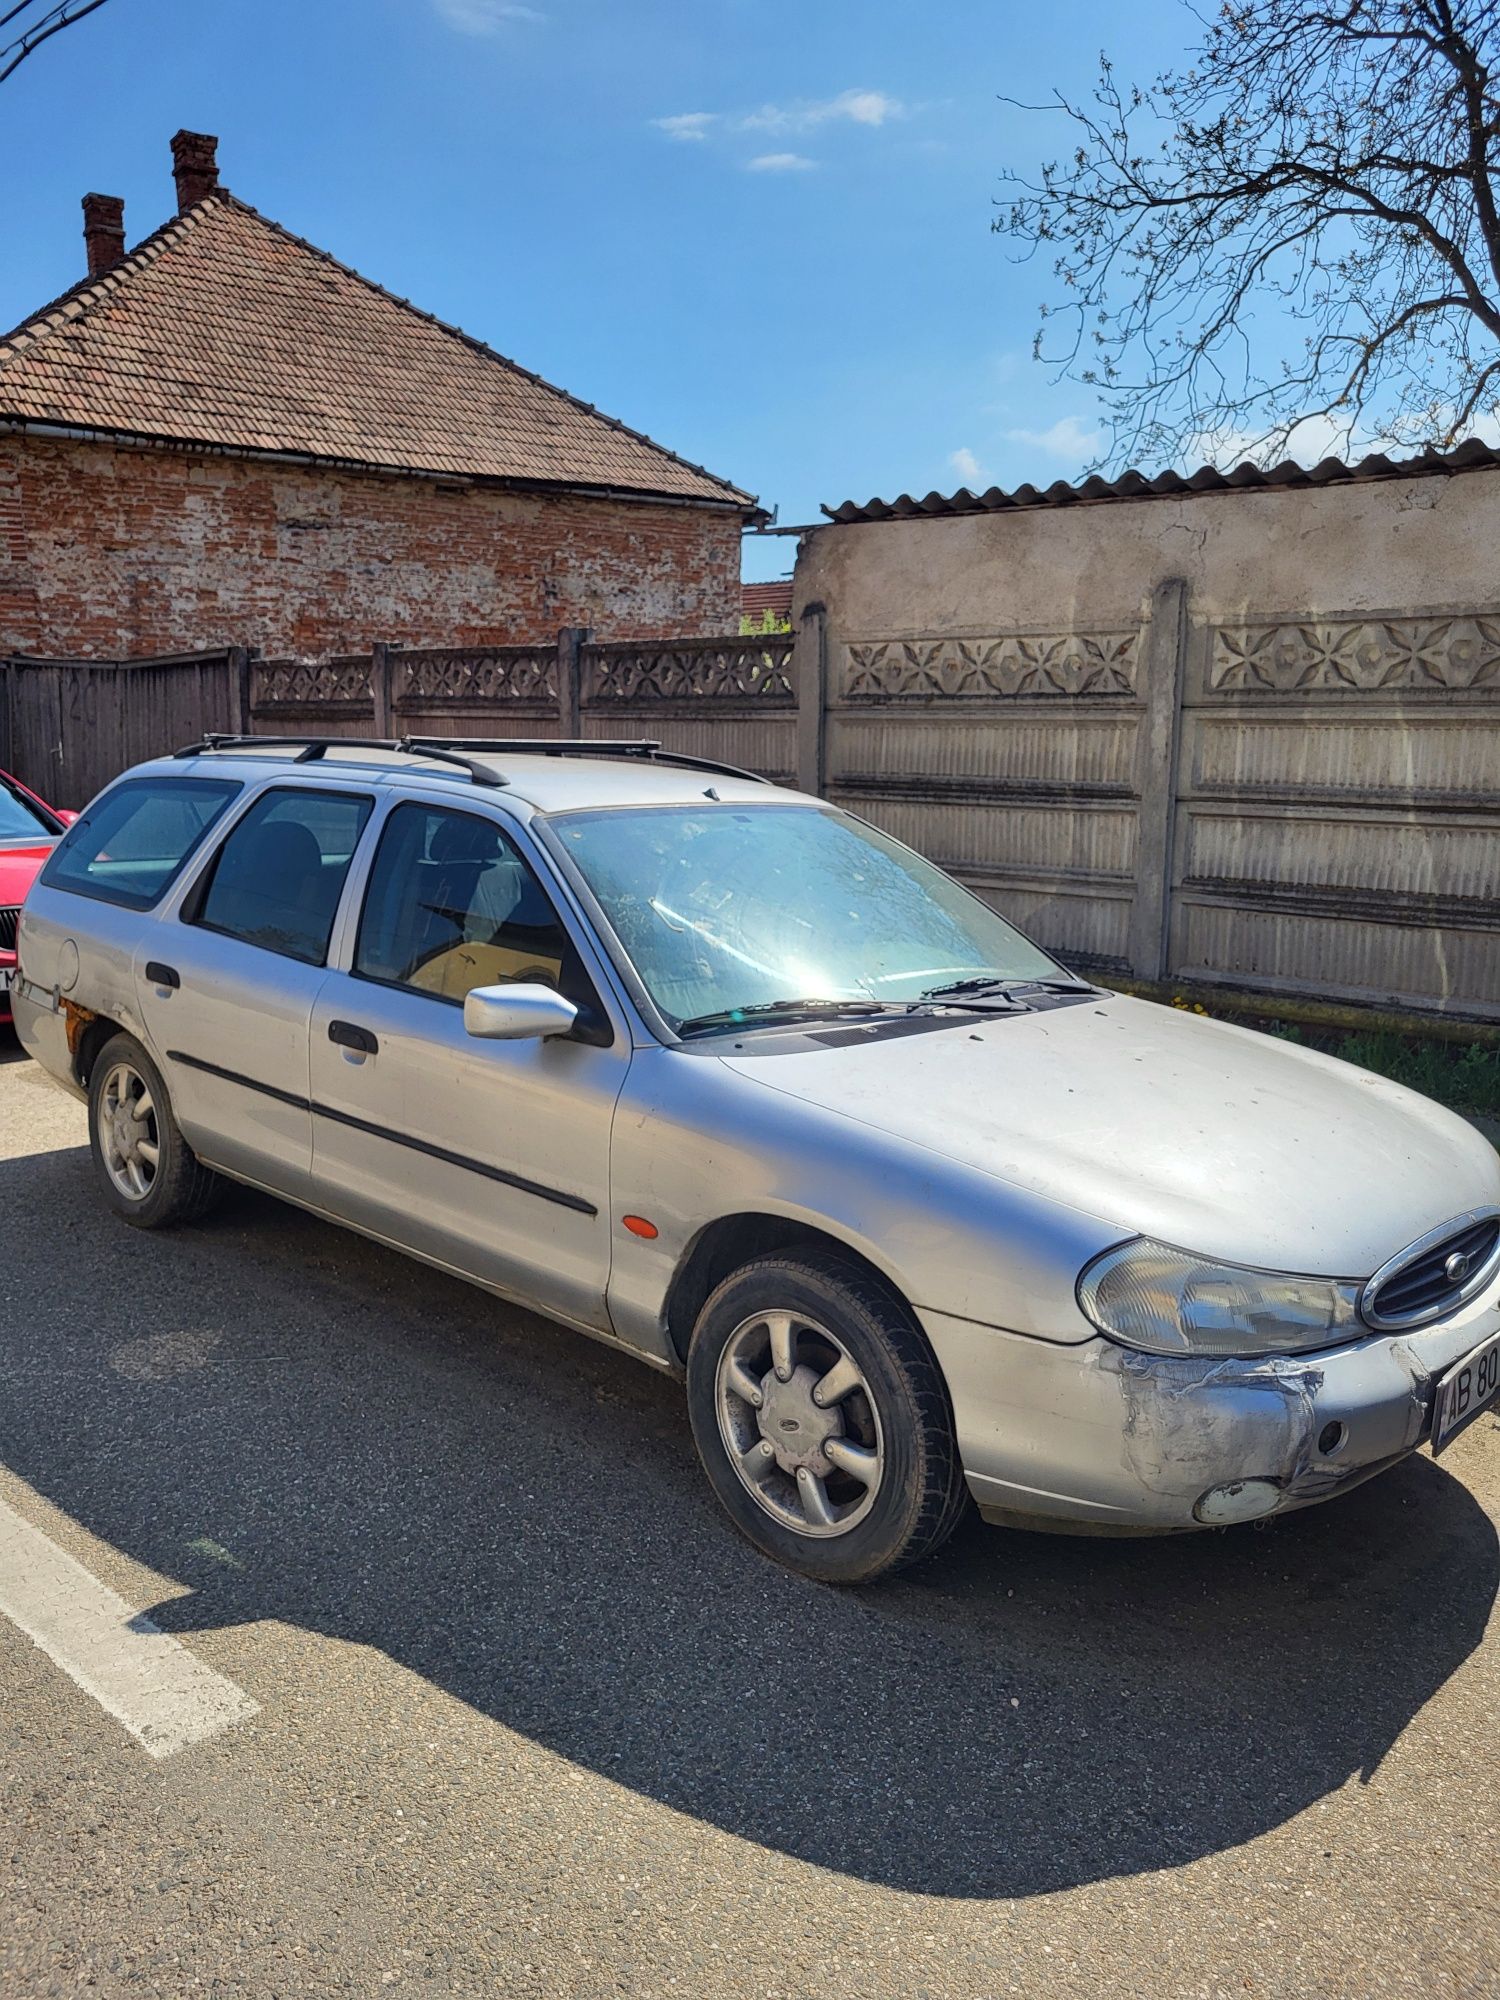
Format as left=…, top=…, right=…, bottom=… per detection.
left=54, top=808, right=79, bottom=827
left=463, top=982, right=579, bottom=1042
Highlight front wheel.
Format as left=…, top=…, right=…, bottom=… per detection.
left=685, top=1252, right=970, bottom=1583
left=87, top=1033, right=223, bottom=1229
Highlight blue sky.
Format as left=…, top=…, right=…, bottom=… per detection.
left=2, top=0, right=1202, bottom=581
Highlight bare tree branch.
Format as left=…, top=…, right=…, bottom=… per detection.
left=998, top=0, right=1500, bottom=469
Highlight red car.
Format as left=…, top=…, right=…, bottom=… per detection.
left=0, top=770, right=74, bottom=1025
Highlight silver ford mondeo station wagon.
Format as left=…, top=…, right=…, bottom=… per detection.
left=15, top=736, right=1500, bottom=1581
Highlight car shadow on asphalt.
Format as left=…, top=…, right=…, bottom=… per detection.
left=3, top=1140, right=1497, bottom=1899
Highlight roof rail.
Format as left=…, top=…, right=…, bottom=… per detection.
left=171, top=733, right=509, bottom=787
left=397, top=736, right=771, bottom=785
left=171, top=731, right=772, bottom=789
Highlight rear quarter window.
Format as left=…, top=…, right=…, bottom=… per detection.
left=40, top=776, right=241, bottom=911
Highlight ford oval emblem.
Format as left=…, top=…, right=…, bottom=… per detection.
left=1444, top=1250, right=1473, bottom=1283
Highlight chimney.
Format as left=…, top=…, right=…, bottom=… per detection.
left=81, top=192, right=126, bottom=278
left=170, top=128, right=219, bottom=212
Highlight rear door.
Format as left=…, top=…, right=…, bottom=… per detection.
left=135, top=782, right=376, bottom=1195
left=307, top=796, right=630, bottom=1332
left=16, top=772, right=243, bottom=1081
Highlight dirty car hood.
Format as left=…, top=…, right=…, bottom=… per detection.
left=719, top=994, right=1500, bottom=1275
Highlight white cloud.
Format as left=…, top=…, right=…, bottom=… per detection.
left=742, top=87, right=904, bottom=135
left=949, top=447, right=986, bottom=487
left=1004, top=415, right=1103, bottom=462
left=1182, top=415, right=1346, bottom=468
left=1183, top=407, right=1500, bottom=468
left=1455, top=407, right=1500, bottom=447
left=653, top=112, right=716, bottom=142
left=432, top=0, right=542, bottom=30
left=747, top=152, right=818, bottom=173
left=829, top=88, right=902, bottom=127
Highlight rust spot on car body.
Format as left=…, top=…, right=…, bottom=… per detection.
left=60, top=995, right=100, bottom=1057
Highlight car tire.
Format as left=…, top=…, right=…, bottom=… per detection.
left=87, top=1032, right=223, bottom=1229
left=685, top=1251, right=970, bottom=1583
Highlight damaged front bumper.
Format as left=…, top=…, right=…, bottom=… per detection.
left=921, top=1291, right=1500, bottom=1534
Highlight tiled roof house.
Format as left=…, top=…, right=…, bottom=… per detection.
left=0, top=132, right=759, bottom=660
left=739, top=579, right=793, bottom=628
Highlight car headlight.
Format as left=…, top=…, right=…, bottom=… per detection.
left=1077, top=1238, right=1362, bottom=1358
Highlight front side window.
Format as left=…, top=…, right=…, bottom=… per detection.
left=554, top=802, right=1063, bottom=1030
left=41, top=776, right=240, bottom=911
left=355, top=802, right=586, bottom=1007
left=192, top=787, right=372, bottom=965
left=0, top=776, right=60, bottom=845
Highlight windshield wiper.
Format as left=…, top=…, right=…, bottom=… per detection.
left=677, top=998, right=901, bottom=1037
left=679, top=977, right=1102, bottom=1039
left=918, top=974, right=1097, bottom=1004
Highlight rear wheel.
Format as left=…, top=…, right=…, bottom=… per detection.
left=87, top=1033, right=222, bottom=1229
left=685, top=1251, right=969, bottom=1583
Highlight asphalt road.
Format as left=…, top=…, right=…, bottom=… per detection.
left=1, top=1039, right=1497, bottom=1999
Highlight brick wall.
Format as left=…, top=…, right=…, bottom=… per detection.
left=0, top=434, right=743, bottom=659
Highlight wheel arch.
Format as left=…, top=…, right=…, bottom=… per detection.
left=663, top=1211, right=922, bottom=1369
left=71, top=1009, right=128, bottom=1091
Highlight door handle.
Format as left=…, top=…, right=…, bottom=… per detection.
left=145, top=961, right=180, bottom=990
left=328, top=1020, right=378, bottom=1055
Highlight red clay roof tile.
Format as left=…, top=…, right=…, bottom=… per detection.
left=0, top=194, right=755, bottom=511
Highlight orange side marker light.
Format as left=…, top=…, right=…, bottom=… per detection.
left=622, top=1215, right=659, bottom=1239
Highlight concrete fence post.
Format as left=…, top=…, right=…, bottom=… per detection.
left=557, top=626, right=589, bottom=739
left=370, top=641, right=394, bottom=738
left=228, top=646, right=252, bottom=735
left=1127, top=578, right=1191, bottom=981
left=794, top=600, right=828, bottom=796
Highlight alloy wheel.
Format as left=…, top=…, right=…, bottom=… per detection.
left=98, top=1061, right=161, bottom=1202
left=714, top=1308, right=886, bottom=1537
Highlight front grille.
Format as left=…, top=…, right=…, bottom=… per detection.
left=1364, top=1212, right=1500, bottom=1329
left=0, top=907, right=18, bottom=952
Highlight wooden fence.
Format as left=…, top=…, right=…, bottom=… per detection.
left=0, top=650, right=251, bottom=811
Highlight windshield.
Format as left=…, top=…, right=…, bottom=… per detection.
left=553, top=802, right=1063, bottom=1030
left=0, top=776, right=54, bottom=844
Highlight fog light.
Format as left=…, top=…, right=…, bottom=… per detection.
left=1193, top=1478, right=1282, bottom=1526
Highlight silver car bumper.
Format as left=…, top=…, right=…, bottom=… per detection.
left=922, top=1292, right=1500, bottom=1533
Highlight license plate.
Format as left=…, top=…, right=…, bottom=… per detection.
left=1432, top=1329, right=1500, bottom=1455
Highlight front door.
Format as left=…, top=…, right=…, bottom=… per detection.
left=307, top=798, right=629, bottom=1332
left=135, top=782, right=376, bottom=1195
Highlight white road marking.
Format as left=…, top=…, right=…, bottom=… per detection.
left=0, top=1496, right=258, bottom=1758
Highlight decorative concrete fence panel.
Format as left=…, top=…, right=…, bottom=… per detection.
left=1170, top=607, right=1500, bottom=1018
left=0, top=630, right=797, bottom=807
left=818, top=624, right=1148, bottom=977
left=579, top=636, right=797, bottom=782
left=790, top=458, right=1500, bottom=1024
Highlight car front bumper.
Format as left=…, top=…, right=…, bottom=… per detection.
left=921, top=1290, right=1500, bottom=1533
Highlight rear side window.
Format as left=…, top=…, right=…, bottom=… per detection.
left=40, top=777, right=240, bottom=911
left=191, top=786, right=373, bottom=965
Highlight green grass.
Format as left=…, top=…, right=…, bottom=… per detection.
left=1265, top=1023, right=1500, bottom=1116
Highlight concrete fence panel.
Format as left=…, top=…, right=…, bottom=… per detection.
left=1169, top=606, right=1500, bottom=1019
left=790, top=462, right=1500, bottom=1024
